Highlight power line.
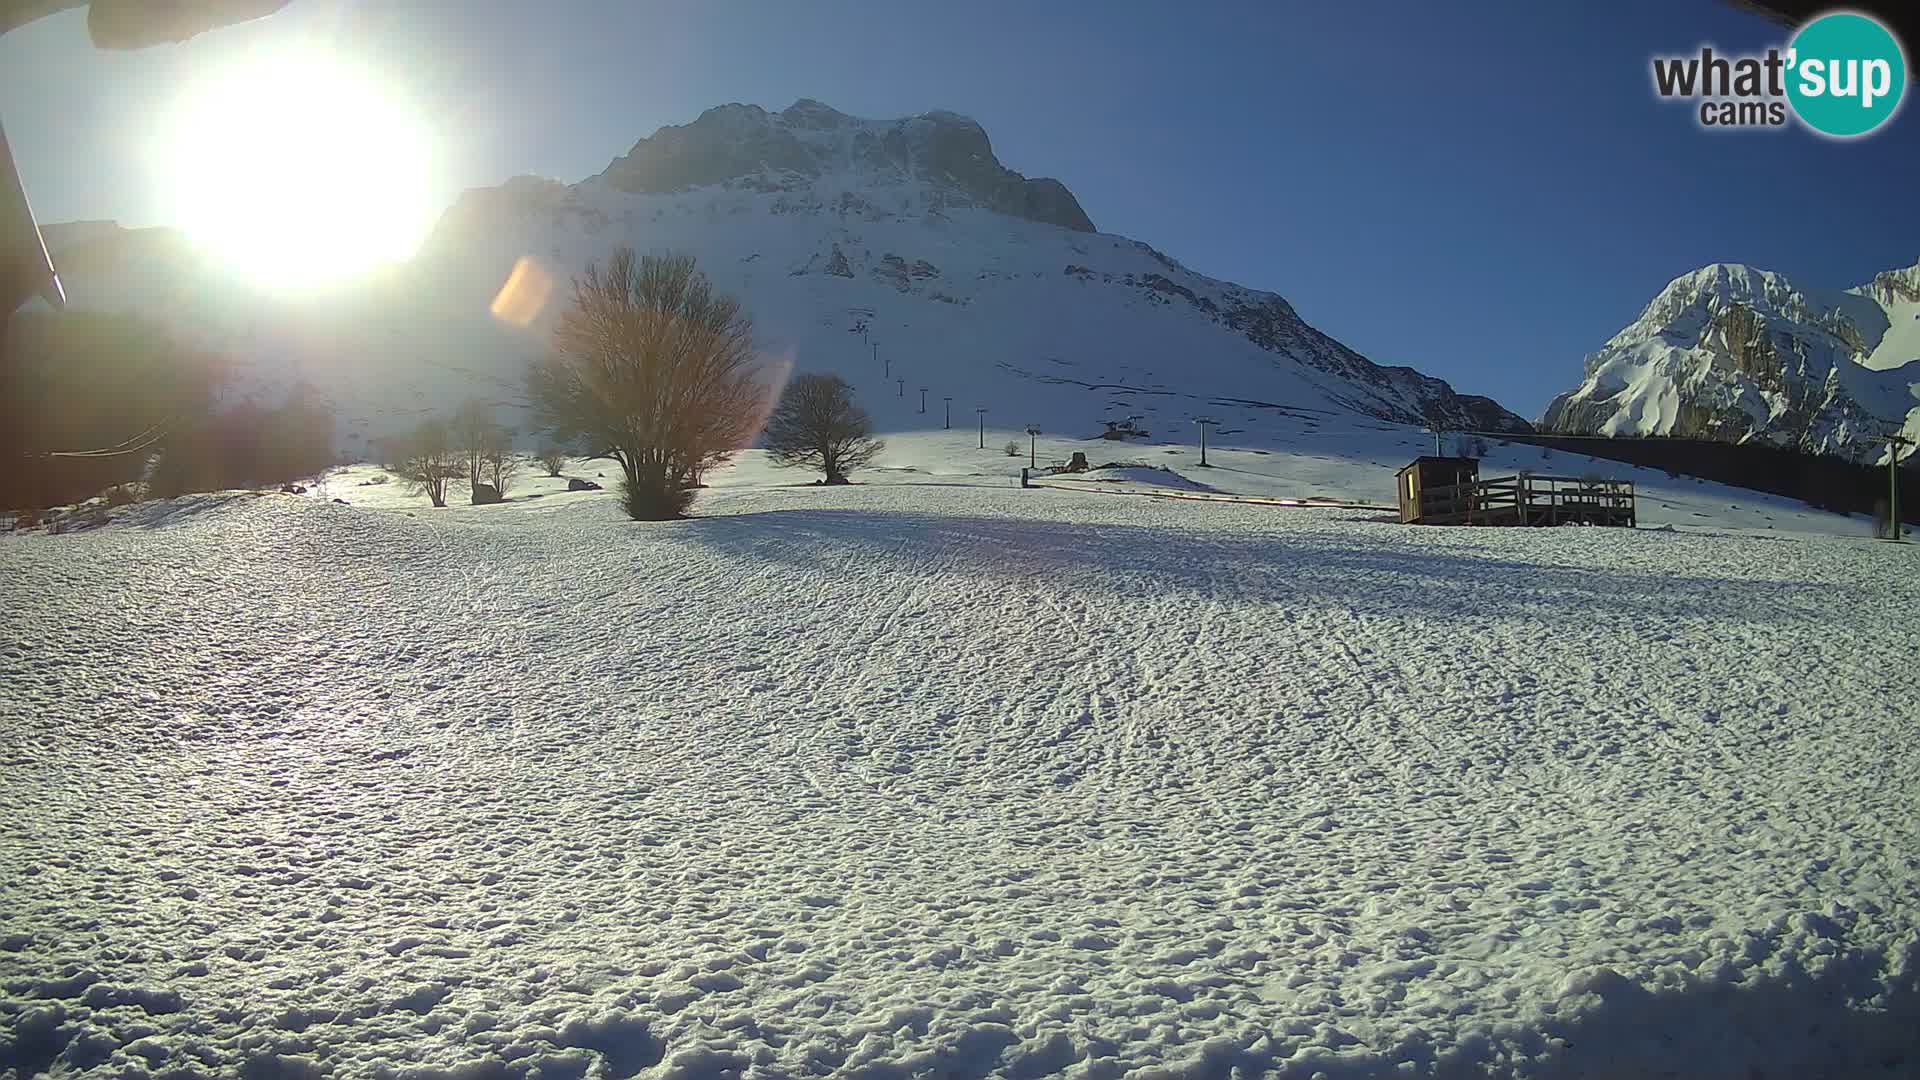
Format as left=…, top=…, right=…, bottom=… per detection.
left=38, top=414, right=179, bottom=459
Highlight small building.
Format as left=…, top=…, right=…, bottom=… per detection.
left=1396, top=456, right=1481, bottom=524
left=1397, top=457, right=1635, bottom=528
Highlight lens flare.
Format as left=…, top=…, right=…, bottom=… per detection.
left=490, top=256, right=555, bottom=327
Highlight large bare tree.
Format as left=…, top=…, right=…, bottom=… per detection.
left=529, top=249, right=763, bottom=519
left=764, top=373, right=884, bottom=484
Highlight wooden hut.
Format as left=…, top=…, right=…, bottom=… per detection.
left=1396, top=456, right=1636, bottom=527
left=1396, top=456, right=1480, bottom=524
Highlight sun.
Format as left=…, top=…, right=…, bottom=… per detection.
left=156, top=47, right=439, bottom=290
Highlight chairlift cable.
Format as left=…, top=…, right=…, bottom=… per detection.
left=40, top=414, right=179, bottom=459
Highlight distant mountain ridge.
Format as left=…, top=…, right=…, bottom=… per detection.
left=1541, top=259, right=1920, bottom=464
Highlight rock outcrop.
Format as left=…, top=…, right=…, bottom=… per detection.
left=592, top=100, right=1096, bottom=233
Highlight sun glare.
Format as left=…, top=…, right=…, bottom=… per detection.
left=157, top=48, right=438, bottom=290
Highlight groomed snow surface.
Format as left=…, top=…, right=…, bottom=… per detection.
left=4, top=448, right=1919, bottom=1079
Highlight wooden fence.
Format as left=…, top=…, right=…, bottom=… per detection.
left=1417, top=473, right=1634, bottom=527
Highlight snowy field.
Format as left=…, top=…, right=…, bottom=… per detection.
left=302, top=427, right=1884, bottom=540
left=3, top=451, right=1918, bottom=1080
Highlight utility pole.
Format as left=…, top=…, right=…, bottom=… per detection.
left=943, top=397, right=952, bottom=429
left=896, top=377, right=904, bottom=398
left=873, top=340, right=882, bottom=376
left=919, top=387, right=928, bottom=414
left=1196, top=417, right=1216, bottom=467
left=1883, top=433, right=1913, bottom=541
left=1430, top=427, right=1443, bottom=456
left=976, top=407, right=988, bottom=449
left=1026, top=425, right=1042, bottom=468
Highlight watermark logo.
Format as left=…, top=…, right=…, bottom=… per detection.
left=1787, top=12, right=1905, bottom=135
left=1651, top=10, right=1907, bottom=137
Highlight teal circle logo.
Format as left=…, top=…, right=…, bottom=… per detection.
left=1786, top=12, right=1907, bottom=137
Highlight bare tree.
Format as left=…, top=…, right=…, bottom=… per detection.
left=763, top=373, right=884, bottom=484
left=529, top=249, right=764, bottom=519
left=484, top=448, right=522, bottom=497
left=536, top=446, right=568, bottom=477
left=678, top=443, right=732, bottom=489
left=392, top=420, right=459, bottom=507
left=450, top=398, right=515, bottom=504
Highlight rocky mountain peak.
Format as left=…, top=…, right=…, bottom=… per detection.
left=588, top=100, right=1095, bottom=233
left=1850, top=259, right=1920, bottom=308
left=1544, top=257, right=1920, bottom=458
left=779, top=98, right=850, bottom=129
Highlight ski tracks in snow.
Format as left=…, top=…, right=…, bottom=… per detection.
left=2, top=485, right=1917, bottom=1079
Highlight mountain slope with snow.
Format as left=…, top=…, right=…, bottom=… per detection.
left=36, top=99, right=1527, bottom=460
left=1540, top=260, right=1920, bottom=465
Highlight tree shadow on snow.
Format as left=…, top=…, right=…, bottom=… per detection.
left=1506, top=963, right=1919, bottom=1080
left=827, top=966, right=1919, bottom=1080
left=1333, top=960, right=1919, bottom=1080
left=673, top=508, right=1848, bottom=628
left=127, top=492, right=269, bottom=529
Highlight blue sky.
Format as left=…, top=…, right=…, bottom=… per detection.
left=2, top=0, right=1915, bottom=417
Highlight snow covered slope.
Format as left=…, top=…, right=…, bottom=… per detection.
left=36, top=99, right=1527, bottom=462
left=3, top=482, right=1916, bottom=1078
left=1540, top=260, right=1920, bottom=465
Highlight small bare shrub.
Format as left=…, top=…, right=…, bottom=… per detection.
left=393, top=420, right=460, bottom=507
left=484, top=450, right=521, bottom=498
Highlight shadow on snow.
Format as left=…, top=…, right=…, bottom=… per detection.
left=672, top=507, right=1845, bottom=630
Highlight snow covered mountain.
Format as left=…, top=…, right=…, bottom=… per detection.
left=1540, top=260, right=1920, bottom=465
left=37, top=99, right=1527, bottom=456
